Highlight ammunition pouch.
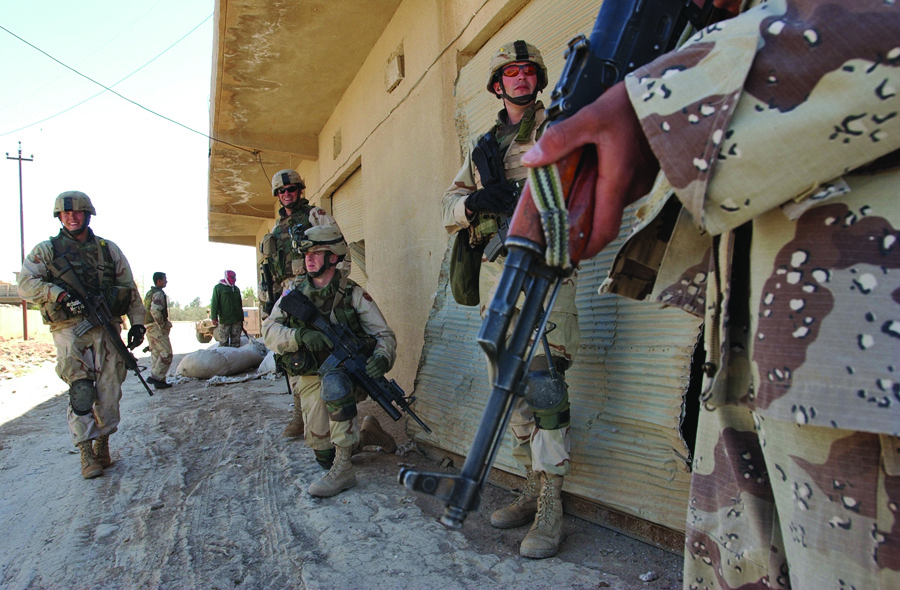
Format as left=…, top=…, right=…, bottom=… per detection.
left=69, top=378, right=97, bottom=416
left=104, top=286, right=132, bottom=316
left=276, top=348, right=319, bottom=377
left=320, top=370, right=357, bottom=422
left=449, top=230, right=484, bottom=307
left=524, top=369, right=570, bottom=431
left=41, top=300, right=74, bottom=324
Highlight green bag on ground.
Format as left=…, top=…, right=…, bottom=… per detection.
left=449, top=230, right=484, bottom=307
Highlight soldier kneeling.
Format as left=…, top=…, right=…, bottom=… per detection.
left=262, top=224, right=397, bottom=497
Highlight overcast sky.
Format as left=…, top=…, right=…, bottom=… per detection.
left=0, top=0, right=258, bottom=307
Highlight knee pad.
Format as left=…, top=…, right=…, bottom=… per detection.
left=320, top=370, right=357, bottom=422
left=523, top=370, right=570, bottom=430
left=69, top=378, right=97, bottom=416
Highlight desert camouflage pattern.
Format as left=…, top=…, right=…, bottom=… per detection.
left=18, top=232, right=143, bottom=446
left=600, top=1, right=900, bottom=587
left=261, top=273, right=396, bottom=452
left=442, top=102, right=578, bottom=477
left=262, top=204, right=340, bottom=292
left=144, top=287, right=172, bottom=380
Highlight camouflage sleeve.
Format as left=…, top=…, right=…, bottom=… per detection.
left=17, top=241, right=65, bottom=304
left=106, top=240, right=145, bottom=326
left=624, top=0, right=900, bottom=236
left=260, top=290, right=301, bottom=355
left=350, top=287, right=397, bottom=369
left=441, top=146, right=478, bottom=235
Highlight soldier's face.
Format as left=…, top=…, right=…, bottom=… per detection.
left=277, top=184, right=301, bottom=208
left=60, top=210, right=87, bottom=233
left=495, top=61, right=537, bottom=100
left=305, top=251, right=326, bottom=274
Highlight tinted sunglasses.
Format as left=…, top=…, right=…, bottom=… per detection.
left=502, top=63, right=537, bottom=77
left=276, top=185, right=300, bottom=196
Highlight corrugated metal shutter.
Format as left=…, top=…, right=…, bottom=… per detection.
left=411, top=0, right=702, bottom=533
left=330, top=168, right=367, bottom=288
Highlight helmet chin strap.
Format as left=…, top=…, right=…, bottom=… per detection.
left=501, top=89, right=538, bottom=106
left=61, top=214, right=90, bottom=238
left=307, top=254, right=334, bottom=279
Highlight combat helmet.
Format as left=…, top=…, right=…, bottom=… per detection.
left=53, top=190, right=96, bottom=218
left=486, top=40, right=548, bottom=98
left=271, top=169, right=306, bottom=196
left=297, top=224, right=348, bottom=258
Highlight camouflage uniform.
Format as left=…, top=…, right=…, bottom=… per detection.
left=261, top=203, right=340, bottom=301
left=143, top=286, right=173, bottom=382
left=18, top=229, right=145, bottom=446
left=261, top=272, right=397, bottom=455
left=442, top=102, right=579, bottom=477
left=601, top=1, right=900, bottom=587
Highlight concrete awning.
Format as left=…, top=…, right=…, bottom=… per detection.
left=208, top=0, right=403, bottom=246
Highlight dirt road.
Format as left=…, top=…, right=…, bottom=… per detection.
left=0, top=323, right=682, bottom=589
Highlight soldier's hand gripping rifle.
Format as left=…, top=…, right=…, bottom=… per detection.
left=279, top=289, right=432, bottom=434
left=49, top=256, right=154, bottom=397
left=471, top=132, right=517, bottom=263
left=400, top=0, right=718, bottom=529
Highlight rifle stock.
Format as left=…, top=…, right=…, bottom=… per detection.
left=49, top=257, right=154, bottom=397
left=401, top=0, right=719, bottom=528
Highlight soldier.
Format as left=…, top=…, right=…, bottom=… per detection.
left=143, top=272, right=173, bottom=390
left=210, top=270, right=243, bottom=347
left=261, top=224, right=397, bottom=498
left=522, top=0, right=900, bottom=587
left=18, top=191, right=146, bottom=479
left=441, top=40, right=580, bottom=559
left=260, top=168, right=344, bottom=439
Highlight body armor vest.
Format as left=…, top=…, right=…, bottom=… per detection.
left=43, top=231, right=130, bottom=322
left=144, top=286, right=168, bottom=323
left=264, top=203, right=315, bottom=284
left=470, top=103, right=547, bottom=245
left=276, top=275, right=368, bottom=376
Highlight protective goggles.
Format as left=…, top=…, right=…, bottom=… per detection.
left=501, top=63, right=537, bottom=77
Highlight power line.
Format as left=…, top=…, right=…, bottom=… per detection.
left=0, top=19, right=255, bottom=155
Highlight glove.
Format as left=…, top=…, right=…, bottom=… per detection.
left=365, top=355, right=389, bottom=379
left=464, top=184, right=518, bottom=216
left=294, top=328, right=333, bottom=352
left=264, top=300, right=275, bottom=315
left=127, top=324, right=146, bottom=350
left=60, top=293, right=85, bottom=316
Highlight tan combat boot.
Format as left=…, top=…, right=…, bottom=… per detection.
left=78, top=441, right=104, bottom=479
left=519, top=472, right=564, bottom=559
left=307, top=445, right=357, bottom=497
left=357, top=415, right=397, bottom=453
left=281, top=392, right=304, bottom=438
left=93, top=434, right=112, bottom=469
left=490, top=465, right=539, bottom=528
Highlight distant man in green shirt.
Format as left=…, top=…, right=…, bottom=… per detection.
left=210, top=270, right=243, bottom=347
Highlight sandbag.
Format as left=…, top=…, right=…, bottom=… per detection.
left=176, top=341, right=265, bottom=379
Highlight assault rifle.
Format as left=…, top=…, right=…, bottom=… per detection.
left=279, top=289, right=432, bottom=434
left=400, top=0, right=718, bottom=529
left=49, top=256, right=154, bottom=397
left=261, top=260, right=276, bottom=315
left=471, top=132, right=516, bottom=262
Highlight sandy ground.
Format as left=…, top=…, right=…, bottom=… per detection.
left=0, top=322, right=683, bottom=589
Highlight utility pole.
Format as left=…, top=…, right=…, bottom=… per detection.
left=6, top=142, right=33, bottom=340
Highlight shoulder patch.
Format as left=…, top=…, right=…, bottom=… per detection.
left=362, top=291, right=373, bottom=302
